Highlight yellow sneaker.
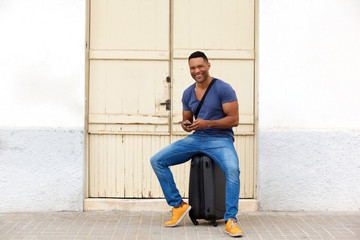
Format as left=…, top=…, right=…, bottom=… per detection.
left=164, top=203, right=191, bottom=227
left=225, top=219, right=243, bottom=237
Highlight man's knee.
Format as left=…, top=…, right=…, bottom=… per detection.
left=150, top=152, right=169, bottom=170
left=150, top=155, right=161, bottom=170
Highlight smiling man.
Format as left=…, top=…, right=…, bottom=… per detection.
left=150, top=51, right=243, bottom=237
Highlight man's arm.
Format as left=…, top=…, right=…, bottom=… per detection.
left=187, top=100, right=239, bottom=131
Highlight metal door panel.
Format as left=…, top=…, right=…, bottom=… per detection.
left=88, top=0, right=170, bottom=197
left=88, top=0, right=256, bottom=198
left=172, top=0, right=256, bottom=198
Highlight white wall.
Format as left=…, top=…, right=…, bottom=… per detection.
left=258, top=0, right=360, bottom=210
left=0, top=0, right=85, bottom=128
left=259, top=0, right=360, bottom=130
left=0, top=0, right=85, bottom=211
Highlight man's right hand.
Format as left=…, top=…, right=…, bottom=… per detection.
left=182, top=110, right=194, bottom=132
left=182, top=121, right=192, bottom=132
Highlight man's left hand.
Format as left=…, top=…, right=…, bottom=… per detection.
left=187, top=119, right=210, bottom=131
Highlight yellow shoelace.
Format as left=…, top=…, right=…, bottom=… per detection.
left=229, top=221, right=237, bottom=229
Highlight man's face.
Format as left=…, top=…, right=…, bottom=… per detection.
left=189, top=57, right=210, bottom=83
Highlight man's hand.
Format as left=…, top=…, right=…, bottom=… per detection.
left=182, top=110, right=194, bottom=132
left=182, top=120, right=193, bottom=132
left=181, top=100, right=238, bottom=132
left=187, top=119, right=210, bottom=131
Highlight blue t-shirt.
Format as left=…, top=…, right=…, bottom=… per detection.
left=182, top=78, right=237, bottom=141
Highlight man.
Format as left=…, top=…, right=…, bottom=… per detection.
left=150, top=51, right=243, bottom=237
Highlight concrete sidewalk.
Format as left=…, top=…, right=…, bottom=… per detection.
left=0, top=211, right=359, bottom=240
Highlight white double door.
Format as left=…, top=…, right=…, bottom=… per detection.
left=88, top=0, right=256, bottom=199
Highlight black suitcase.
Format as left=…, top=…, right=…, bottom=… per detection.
left=188, top=154, right=226, bottom=227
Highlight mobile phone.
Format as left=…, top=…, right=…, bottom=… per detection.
left=183, top=122, right=192, bottom=126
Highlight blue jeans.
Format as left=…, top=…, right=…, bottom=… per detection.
left=150, top=134, right=240, bottom=222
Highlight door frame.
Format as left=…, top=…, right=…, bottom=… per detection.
left=84, top=0, right=259, bottom=202
left=85, top=0, right=90, bottom=200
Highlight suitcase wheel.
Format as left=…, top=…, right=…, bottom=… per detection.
left=189, top=212, right=199, bottom=225
left=190, top=217, right=199, bottom=225
left=210, top=219, right=218, bottom=227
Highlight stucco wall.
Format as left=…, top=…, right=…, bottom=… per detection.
left=258, top=0, right=360, bottom=210
left=0, top=128, right=84, bottom=212
left=0, top=0, right=85, bottom=211
left=258, top=130, right=360, bottom=211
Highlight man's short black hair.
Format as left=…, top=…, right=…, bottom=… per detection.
left=188, top=51, right=208, bottom=62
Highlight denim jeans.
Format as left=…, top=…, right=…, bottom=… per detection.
left=150, top=134, right=240, bottom=222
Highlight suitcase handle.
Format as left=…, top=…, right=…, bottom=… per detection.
left=205, top=161, right=210, bottom=168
